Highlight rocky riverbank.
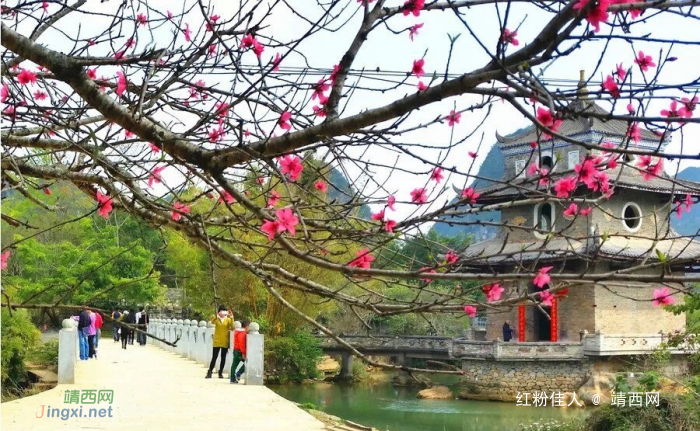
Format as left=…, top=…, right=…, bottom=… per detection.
left=304, top=406, right=380, bottom=431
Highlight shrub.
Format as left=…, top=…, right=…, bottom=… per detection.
left=686, top=375, right=700, bottom=394
left=613, top=374, right=631, bottom=393
left=265, top=331, right=322, bottom=383
left=350, top=358, right=368, bottom=381
left=584, top=394, right=700, bottom=431
left=27, top=339, right=59, bottom=368
left=299, top=402, right=318, bottom=411
left=636, top=371, right=660, bottom=392
left=1, top=309, right=41, bottom=397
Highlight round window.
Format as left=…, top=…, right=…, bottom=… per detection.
left=621, top=203, right=642, bottom=232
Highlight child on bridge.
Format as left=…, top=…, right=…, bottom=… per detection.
left=230, top=320, right=249, bottom=383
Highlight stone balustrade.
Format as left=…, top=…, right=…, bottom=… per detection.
left=147, top=318, right=264, bottom=384
left=582, top=332, right=695, bottom=356
left=318, top=332, right=699, bottom=362
left=452, top=339, right=585, bottom=361
left=318, top=335, right=453, bottom=353
left=56, top=317, right=264, bottom=384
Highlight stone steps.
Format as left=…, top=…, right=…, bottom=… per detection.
left=27, top=368, right=58, bottom=383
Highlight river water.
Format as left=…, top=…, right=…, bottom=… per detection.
left=271, top=377, right=587, bottom=431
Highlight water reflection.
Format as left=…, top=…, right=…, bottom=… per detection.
left=271, top=377, right=586, bottom=431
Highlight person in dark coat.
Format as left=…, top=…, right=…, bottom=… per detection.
left=120, top=310, right=136, bottom=349
left=112, top=309, right=121, bottom=342
left=127, top=309, right=136, bottom=345
left=503, top=320, right=514, bottom=342
left=137, top=309, right=149, bottom=345
left=76, top=306, right=90, bottom=360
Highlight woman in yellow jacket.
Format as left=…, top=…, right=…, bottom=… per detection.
left=206, top=305, right=234, bottom=378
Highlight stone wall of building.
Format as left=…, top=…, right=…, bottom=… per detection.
left=557, top=282, right=596, bottom=341
left=499, top=201, right=590, bottom=243
left=485, top=277, right=596, bottom=342
left=593, top=267, right=686, bottom=335
left=483, top=261, right=685, bottom=342
left=458, top=359, right=590, bottom=402
left=485, top=302, right=519, bottom=341
left=593, top=188, right=673, bottom=238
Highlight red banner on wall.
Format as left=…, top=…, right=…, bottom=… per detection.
left=550, top=297, right=558, bottom=342
left=518, top=304, right=525, bottom=342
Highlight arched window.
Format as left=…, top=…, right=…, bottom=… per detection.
left=621, top=202, right=642, bottom=232
left=540, top=155, right=554, bottom=171
left=534, top=203, right=555, bottom=237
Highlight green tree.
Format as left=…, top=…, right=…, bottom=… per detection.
left=1, top=309, right=41, bottom=398
left=2, top=183, right=164, bottom=324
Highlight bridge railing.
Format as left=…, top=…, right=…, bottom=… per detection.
left=582, top=332, right=696, bottom=356
left=452, top=338, right=585, bottom=360
left=148, top=318, right=264, bottom=385
left=317, top=334, right=453, bottom=352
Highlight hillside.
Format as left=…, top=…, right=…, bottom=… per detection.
left=328, top=167, right=372, bottom=220
left=674, top=167, right=700, bottom=236
left=429, top=144, right=504, bottom=242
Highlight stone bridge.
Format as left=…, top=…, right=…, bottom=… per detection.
left=317, top=332, right=689, bottom=386
left=318, top=335, right=453, bottom=380
left=1, top=318, right=327, bottom=431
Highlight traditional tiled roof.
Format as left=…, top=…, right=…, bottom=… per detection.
left=473, top=162, right=700, bottom=202
left=495, top=101, right=664, bottom=148
left=459, top=233, right=700, bottom=266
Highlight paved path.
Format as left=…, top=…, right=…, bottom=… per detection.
left=2, top=338, right=326, bottom=430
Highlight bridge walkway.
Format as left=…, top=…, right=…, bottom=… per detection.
left=1, top=338, right=326, bottom=430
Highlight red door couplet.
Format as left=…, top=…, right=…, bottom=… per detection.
left=550, top=297, right=558, bottom=342
left=518, top=304, right=525, bottom=342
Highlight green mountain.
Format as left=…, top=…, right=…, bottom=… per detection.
left=429, top=144, right=504, bottom=242
left=328, top=167, right=371, bottom=220
left=673, top=167, right=700, bottom=237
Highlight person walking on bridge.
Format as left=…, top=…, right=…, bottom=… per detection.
left=87, top=309, right=97, bottom=359
left=94, top=310, right=103, bottom=353
left=206, top=305, right=233, bottom=379
left=75, top=306, right=90, bottom=360
left=111, top=309, right=121, bottom=342
left=128, top=308, right=136, bottom=345
left=120, top=310, right=135, bottom=349
left=137, top=308, right=149, bottom=345
left=230, top=320, right=248, bottom=383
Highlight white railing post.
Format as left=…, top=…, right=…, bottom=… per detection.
left=58, top=318, right=77, bottom=384
left=197, top=321, right=208, bottom=364
left=174, top=319, right=182, bottom=355
left=154, top=318, right=160, bottom=347
left=204, top=321, right=214, bottom=366
left=181, top=319, right=190, bottom=358
left=166, top=319, right=173, bottom=352
left=170, top=319, right=177, bottom=352
left=188, top=320, right=197, bottom=360
left=245, top=322, right=264, bottom=385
